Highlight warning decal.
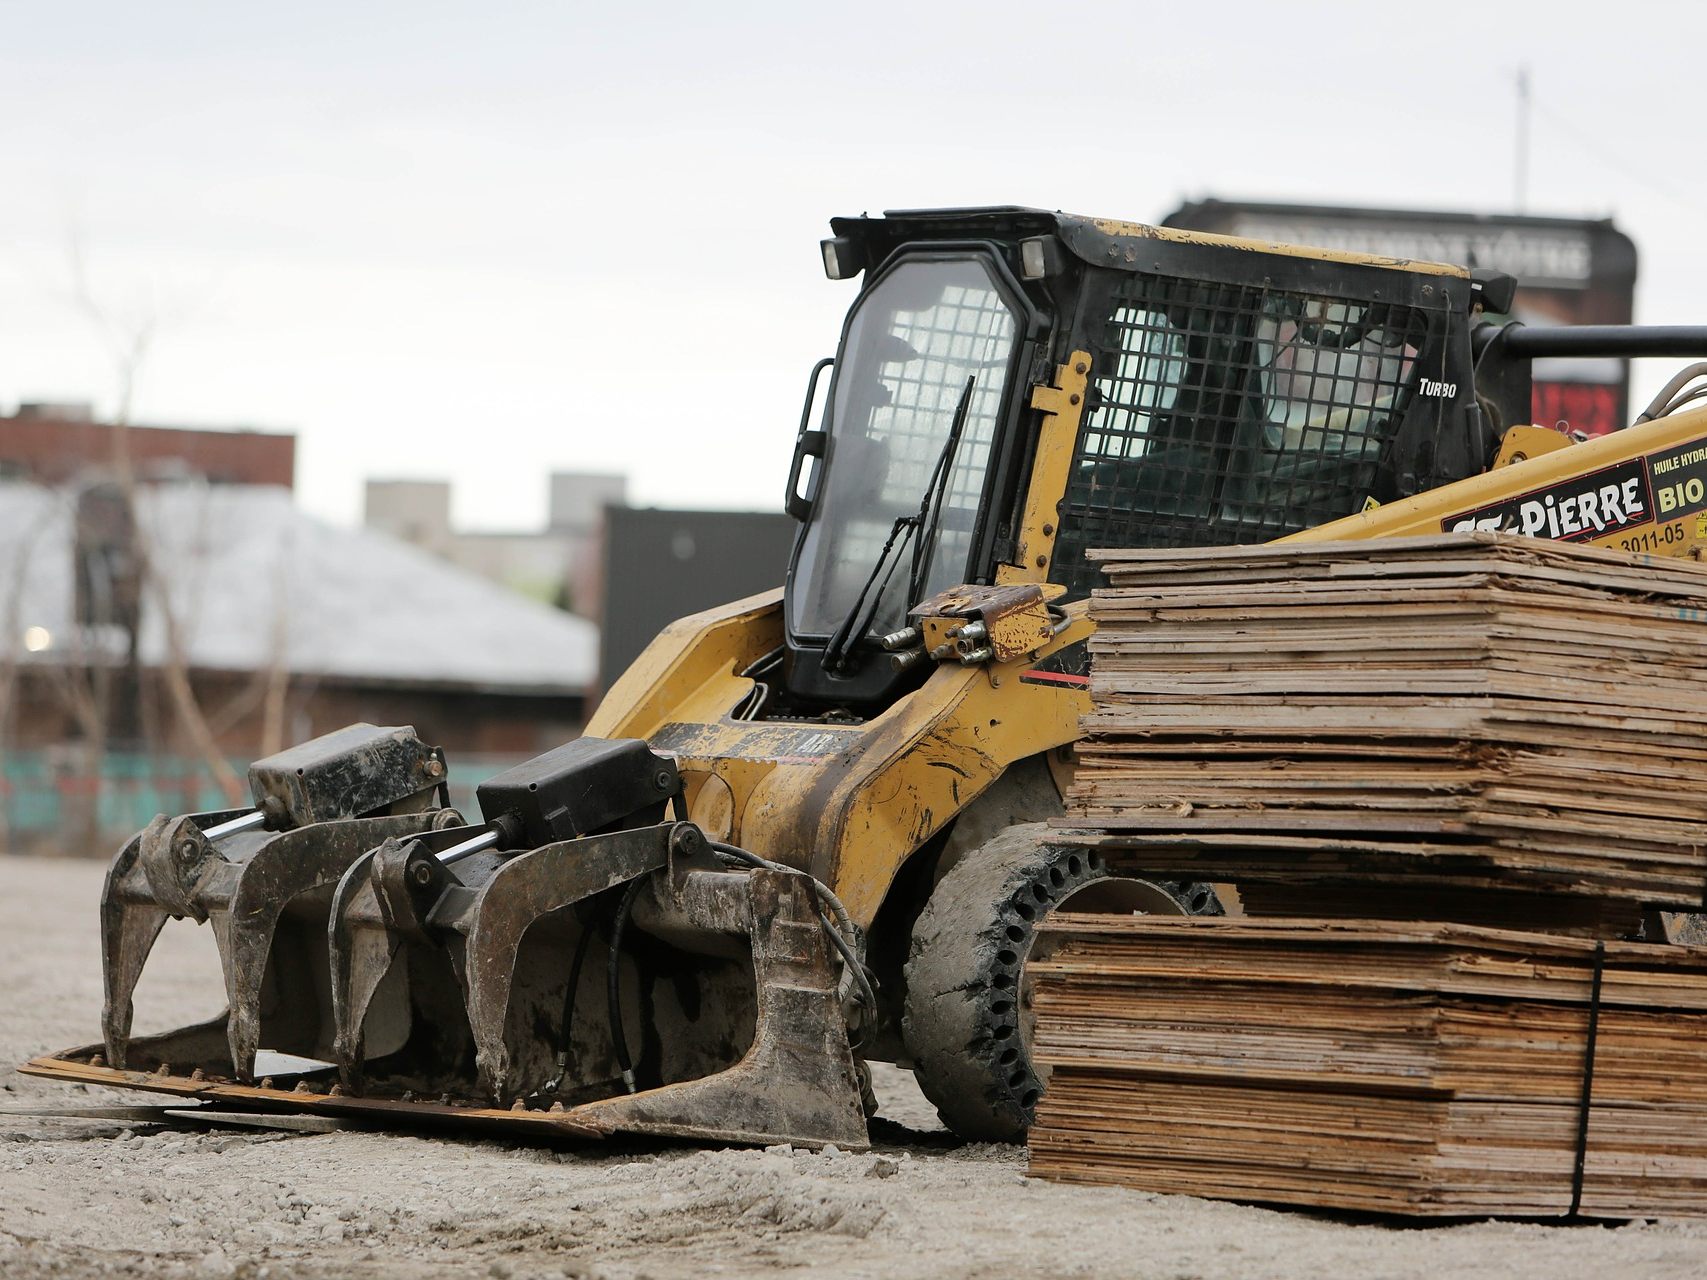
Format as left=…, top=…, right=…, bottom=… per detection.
left=1647, top=437, right=1707, bottom=523
left=1021, top=640, right=1091, bottom=688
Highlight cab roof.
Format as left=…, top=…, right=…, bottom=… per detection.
left=830, top=206, right=1470, bottom=280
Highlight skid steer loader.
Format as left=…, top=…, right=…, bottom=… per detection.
left=27, top=207, right=1707, bottom=1148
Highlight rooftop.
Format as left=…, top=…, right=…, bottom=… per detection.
left=0, top=482, right=596, bottom=694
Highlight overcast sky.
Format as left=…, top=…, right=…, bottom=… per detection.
left=2, top=2, right=1699, bottom=531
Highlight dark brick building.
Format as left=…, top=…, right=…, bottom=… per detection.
left=0, top=403, right=295, bottom=488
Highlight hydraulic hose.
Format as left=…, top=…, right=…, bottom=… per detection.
left=708, top=839, right=878, bottom=1014
left=1636, top=362, right=1707, bottom=424
left=607, top=877, right=646, bottom=1095
left=539, top=914, right=599, bottom=1097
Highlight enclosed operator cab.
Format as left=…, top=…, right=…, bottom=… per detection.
left=778, top=206, right=1497, bottom=713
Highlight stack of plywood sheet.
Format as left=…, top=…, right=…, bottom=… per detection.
left=1027, top=916, right=1707, bottom=1218
left=1060, top=533, right=1707, bottom=912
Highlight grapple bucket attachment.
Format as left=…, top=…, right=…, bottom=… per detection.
left=96, top=724, right=454, bottom=1077
left=34, top=737, right=870, bottom=1151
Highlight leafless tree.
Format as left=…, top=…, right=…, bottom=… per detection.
left=0, top=228, right=310, bottom=850
left=61, top=232, right=246, bottom=812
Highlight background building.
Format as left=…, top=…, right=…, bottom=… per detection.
left=361, top=472, right=798, bottom=694
left=0, top=481, right=594, bottom=852
left=0, top=402, right=296, bottom=488
left=598, top=507, right=795, bottom=693
left=364, top=471, right=626, bottom=613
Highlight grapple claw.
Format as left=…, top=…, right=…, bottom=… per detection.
left=99, top=824, right=180, bottom=1070
left=574, top=864, right=869, bottom=1148
left=100, top=809, right=247, bottom=1069
left=217, top=817, right=451, bottom=1077
left=59, top=736, right=872, bottom=1151
left=457, top=826, right=678, bottom=1100
left=94, top=724, right=453, bottom=1078
left=328, top=837, right=460, bottom=1088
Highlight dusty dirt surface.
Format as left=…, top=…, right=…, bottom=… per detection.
left=3, top=853, right=1704, bottom=1279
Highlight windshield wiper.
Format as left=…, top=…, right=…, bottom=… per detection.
left=822, top=513, right=915, bottom=673
left=908, top=376, right=975, bottom=605
left=822, top=376, right=976, bottom=673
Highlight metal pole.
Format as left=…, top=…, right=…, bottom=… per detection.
left=203, top=810, right=268, bottom=840
left=437, top=828, right=503, bottom=866
left=1502, top=326, right=1707, bottom=359
left=1515, top=66, right=1530, bottom=213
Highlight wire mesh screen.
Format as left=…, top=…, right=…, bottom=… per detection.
left=875, top=283, right=1013, bottom=561
left=1051, top=273, right=1431, bottom=593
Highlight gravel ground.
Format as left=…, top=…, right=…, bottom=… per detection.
left=3, top=852, right=1704, bottom=1279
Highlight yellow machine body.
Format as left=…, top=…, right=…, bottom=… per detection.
left=593, top=395, right=1707, bottom=936
left=586, top=351, right=1105, bottom=926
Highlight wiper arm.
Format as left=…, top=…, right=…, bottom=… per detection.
left=908, top=376, right=976, bottom=604
left=822, top=375, right=976, bottom=674
left=823, top=513, right=916, bottom=673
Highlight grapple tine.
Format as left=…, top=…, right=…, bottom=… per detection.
left=454, top=826, right=676, bottom=1101
left=100, top=810, right=243, bottom=1069
left=327, top=847, right=391, bottom=1088
left=217, top=816, right=451, bottom=1079
left=100, top=901, right=169, bottom=1071
left=572, top=864, right=869, bottom=1149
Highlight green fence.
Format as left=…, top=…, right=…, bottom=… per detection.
left=0, top=751, right=530, bottom=853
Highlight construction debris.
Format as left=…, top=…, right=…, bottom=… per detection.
left=1059, top=534, right=1707, bottom=912
left=1027, top=916, right=1707, bottom=1218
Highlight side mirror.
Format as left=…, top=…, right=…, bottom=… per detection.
left=785, top=358, right=834, bottom=520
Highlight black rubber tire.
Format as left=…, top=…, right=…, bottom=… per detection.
left=902, top=822, right=1214, bottom=1141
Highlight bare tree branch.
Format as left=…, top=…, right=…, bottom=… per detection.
left=63, top=228, right=245, bottom=807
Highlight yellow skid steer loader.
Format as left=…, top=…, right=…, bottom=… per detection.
left=27, top=207, right=1707, bottom=1148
